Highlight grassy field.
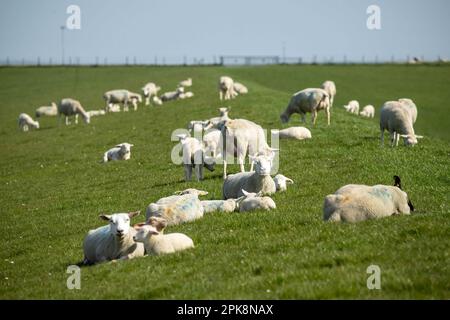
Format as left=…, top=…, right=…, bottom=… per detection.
left=0, top=64, right=449, bottom=299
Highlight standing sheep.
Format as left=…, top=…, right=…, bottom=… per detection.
left=142, top=82, right=161, bottom=106
left=343, top=100, right=359, bottom=114
left=360, top=105, right=375, bottom=118
left=280, top=88, right=331, bottom=125
left=103, top=89, right=142, bottom=112
left=176, top=134, right=215, bottom=181
left=18, top=113, right=40, bottom=132
left=35, top=102, right=57, bottom=118
left=103, top=143, right=134, bottom=162
left=58, top=98, right=90, bottom=125
left=218, top=76, right=236, bottom=100
left=272, top=127, right=311, bottom=140
left=320, top=81, right=336, bottom=107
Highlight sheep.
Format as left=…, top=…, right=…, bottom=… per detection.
left=35, top=102, right=57, bottom=118
left=142, top=82, right=161, bottom=105
left=280, top=88, right=331, bottom=125
left=58, top=98, right=90, bottom=125
left=203, top=129, right=222, bottom=158
left=218, top=76, right=236, bottom=100
left=179, top=91, right=194, bottom=99
left=103, top=89, right=142, bottom=112
left=174, top=188, right=209, bottom=196
left=343, top=100, right=359, bottom=114
left=203, top=107, right=230, bottom=130
left=323, top=182, right=413, bottom=223
left=272, top=127, right=311, bottom=140
left=160, top=87, right=184, bottom=102
left=176, top=134, right=215, bottom=181
left=360, top=105, right=375, bottom=118
left=18, top=113, right=39, bottom=132
left=233, top=82, right=248, bottom=95
left=107, top=104, right=121, bottom=112
left=188, top=120, right=208, bottom=134
left=273, top=174, right=294, bottom=192
left=152, top=96, right=163, bottom=106
left=133, top=217, right=194, bottom=255
left=200, top=199, right=239, bottom=213
left=320, top=81, right=336, bottom=107
left=380, top=101, right=423, bottom=147
left=223, top=153, right=276, bottom=199
left=398, top=98, right=418, bottom=124
left=103, top=143, right=134, bottom=162
left=145, top=193, right=204, bottom=225
left=178, top=78, right=192, bottom=87
left=86, top=109, right=106, bottom=117
left=237, top=190, right=276, bottom=212
left=82, top=211, right=144, bottom=264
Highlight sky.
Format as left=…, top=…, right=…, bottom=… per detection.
left=0, top=0, right=449, bottom=64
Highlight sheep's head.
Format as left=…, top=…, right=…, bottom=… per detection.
left=84, top=114, right=91, bottom=124
left=400, top=134, right=422, bottom=147
left=274, top=174, right=294, bottom=191
left=280, top=112, right=289, bottom=124
left=116, top=143, right=133, bottom=154
left=174, top=189, right=208, bottom=196
left=133, top=217, right=167, bottom=242
left=218, top=107, right=229, bottom=116
left=35, top=121, right=40, bottom=129
left=142, top=88, right=149, bottom=97
left=250, top=154, right=274, bottom=176
left=177, top=87, right=185, bottom=94
left=100, top=211, right=140, bottom=238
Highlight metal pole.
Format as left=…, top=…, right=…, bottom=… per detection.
left=60, top=26, right=65, bottom=65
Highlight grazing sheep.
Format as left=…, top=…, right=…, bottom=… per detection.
left=86, top=109, right=106, bottom=117
left=380, top=101, right=423, bottom=147
left=233, top=82, right=248, bottom=95
left=176, top=134, right=215, bottom=181
left=280, top=88, right=331, bottom=125
left=152, top=96, right=163, bottom=106
left=103, top=89, right=142, bottom=112
left=320, top=81, right=336, bottom=107
left=272, top=127, right=311, bottom=140
left=35, top=102, right=57, bottom=118
left=323, top=183, right=412, bottom=223
left=103, top=143, right=134, bottom=162
left=273, top=174, right=294, bottom=192
left=223, top=153, right=276, bottom=199
left=160, top=87, right=184, bottom=102
left=237, top=190, right=276, bottom=212
left=18, top=113, right=39, bottom=132
left=218, top=76, right=236, bottom=100
left=360, top=105, right=375, bottom=118
left=58, top=98, right=90, bottom=125
left=343, top=100, right=359, bottom=114
left=82, top=211, right=144, bottom=264
left=142, top=82, right=161, bottom=105
left=203, top=129, right=222, bottom=158
left=179, top=91, right=194, bottom=99
left=178, top=78, right=192, bottom=87
left=200, top=199, right=239, bottom=213
left=398, top=98, right=418, bottom=124
left=145, top=193, right=204, bottom=225
left=133, top=217, right=194, bottom=255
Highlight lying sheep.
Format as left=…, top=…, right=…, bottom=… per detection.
left=272, top=127, right=311, bottom=140
left=82, top=211, right=144, bottom=264
left=58, top=98, right=90, bottom=125
left=35, top=102, right=57, bottom=118
left=223, top=153, right=276, bottom=199
left=321, top=81, right=336, bottom=107
left=280, top=88, right=331, bottom=125
left=178, top=78, right=192, bottom=87
left=103, top=89, right=142, bottom=112
left=233, top=82, right=248, bottom=95
left=161, top=87, right=184, bottom=102
left=133, top=217, right=194, bottom=255
left=103, top=143, right=133, bottom=162
left=360, top=105, right=375, bottom=118
left=237, top=190, right=276, bottom=212
left=18, top=113, right=39, bottom=132
left=142, top=82, right=161, bottom=105
left=201, top=199, right=239, bottom=213
left=323, top=182, right=413, bottom=223
left=86, top=109, right=106, bottom=117
left=273, top=174, right=294, bottom=192
left=343, top=100, right=359, bottom=114
left=380, top=101, right=423, bottom=147
left=218, top=76, right=236, bottom=100
left=177, top=134, right=215, bottom=181
left=179, top=91, right=194, bottom=99
left=152, top=96, right=163, bottom=106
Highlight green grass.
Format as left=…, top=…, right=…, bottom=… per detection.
left=0, top=64, right=449, bottom=299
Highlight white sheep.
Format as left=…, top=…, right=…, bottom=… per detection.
left=360, top=105, right=375, bottom=118
left=218, top=76, right=236, bottom=100
left=188, top=120, right=208, bottom=134
left=133, top=217, right=194, bottom=255
left=233, top=82, right=248, bottom=95
left=204, top=107, right=230, bottom=130
left=237, top=189, right=276, bottom=212
left=160, top=87, right=184, bottom=102
left=178, top=78, right=192, bottom=87
left=273, top=174, right=294, bottom=192
left=321, top=81, right=336, bottom=107
left=323, top=184, right=412, bottom=223
left=179, top=91, right=194, bottom=99
left=380, top=101, right=423, bottom=147
left=103, top=143, right=134, bottom=162
left=280, top=88, right=331, bottom=125
left=107, top=104, right=121, bottom=112
left=203, top=129, right=222, bottom=158
left=18, top=113, right=39, bottom=132
left=223, top=153, right=276, bottom=199
left=86, top=109, right=106, bottom=117
left=103, top=89, right=142, bottom=112
left=142, top=82, right=161, bottom=105
left=58, top=98, right=90, bottom=125
left=152, top=96, right=163, bottom=106
left=35, top=102, right=57, bottom=118
left=272, top=127, right=311, bottom=140
left=82, top=211, right=144, bottom=264
left=398, top=98, right=418, bottom=124
left=176, top=134, right=215, bottom=181
left=200, top=199, right=239, bottom=213
left=343, top=100, right=359, bottom=114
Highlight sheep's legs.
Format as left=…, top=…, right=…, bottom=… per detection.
left=380, top=130, right=385, bottom=147
left=395, top=133, right=400, bottom=147
left=196, top=165, right=204, bottom=181
left=184, top=165, right=192, bottom=181
left=75, top=114, right=79, bottom=124
left=325, top=108, right=330, bottom=125
left=312, top=110, right=317, bottom=125
left=390, top=132, right=396, bottom=147
left=219, top=91, right=223, bottom=101
left=145, top=97, right=150, bottom=106
left=65, top=116, right=70, bottom=125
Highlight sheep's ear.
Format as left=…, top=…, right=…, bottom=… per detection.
left=99, top=214, right=112, bottom=221
left=129, top=144, right=134, bottom=147
left=287, top=178, right=294, bottom=184
left=415, top=135, right=424, bottom=139
left=128, top=210, right=141, bottom=218
left=114, top=143, right=123, bottom=148
left=198, top=190, right=208, bottom=196
left=148, top=217, right=167, bottom=231
left=399, top=134, right=409, bottom=138
left=241, top=189, right=250, bottom=196
left=133, top=223, right=145, bottom=230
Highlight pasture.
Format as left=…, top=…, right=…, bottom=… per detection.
left=0, top=64, right=449, bottom=299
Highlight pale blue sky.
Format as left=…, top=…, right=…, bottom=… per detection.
left=1, top=0, right=449, bottom=64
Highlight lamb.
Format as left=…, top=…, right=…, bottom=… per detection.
left=142, top=82, right=161, bottom=105
left=223, top=153, right=276, bottom=199
left=133, top=217, right=194, bottom=255
left=35, top=102, right=57, bottom=118
left=203, top=107, right=230, bottom=130
left=273, top=174, right=294, bottom=192
left=103, top=89, right=142, bottom=112
left=218, top=76, right=236, bottom=100
left=200, top=199, right=239, bottom=213
left=280, top=88, right=331, bottom=125
left=82, top=211, right=144, bottom=264
left=380, top=101, right=423, bottom=147
left=272, top=127, right=311, bottom=140
left=178, top=78, right=192, bottom=87
left=233, top=82, right=248, bottom=95
left=176, top=134, right=215, bottom=181
left=203, top=129, right=222, bottom=158
left=86, top=109, right=106, bottom=117
left=343, top=100, right=359, bottom=114
left=360, top=105, right=375, bottom=118
left=18, top=113, right=40, bottom=132
left=58, top=98, right=90, bottom=125
left=179, top=91, right=194, bottom=99
left=320, top=81, right=336, bottom=107
left=152, top=96, right=163, bottom=106
left=188, top=120, right=208, bottom=134
left=237, top=190, right=276, bottom=212
left=160, top=87, right=184, bottom=102
left=103, top=143, right=134, bottom=162
left=323, top=182, right=413, bottom=223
